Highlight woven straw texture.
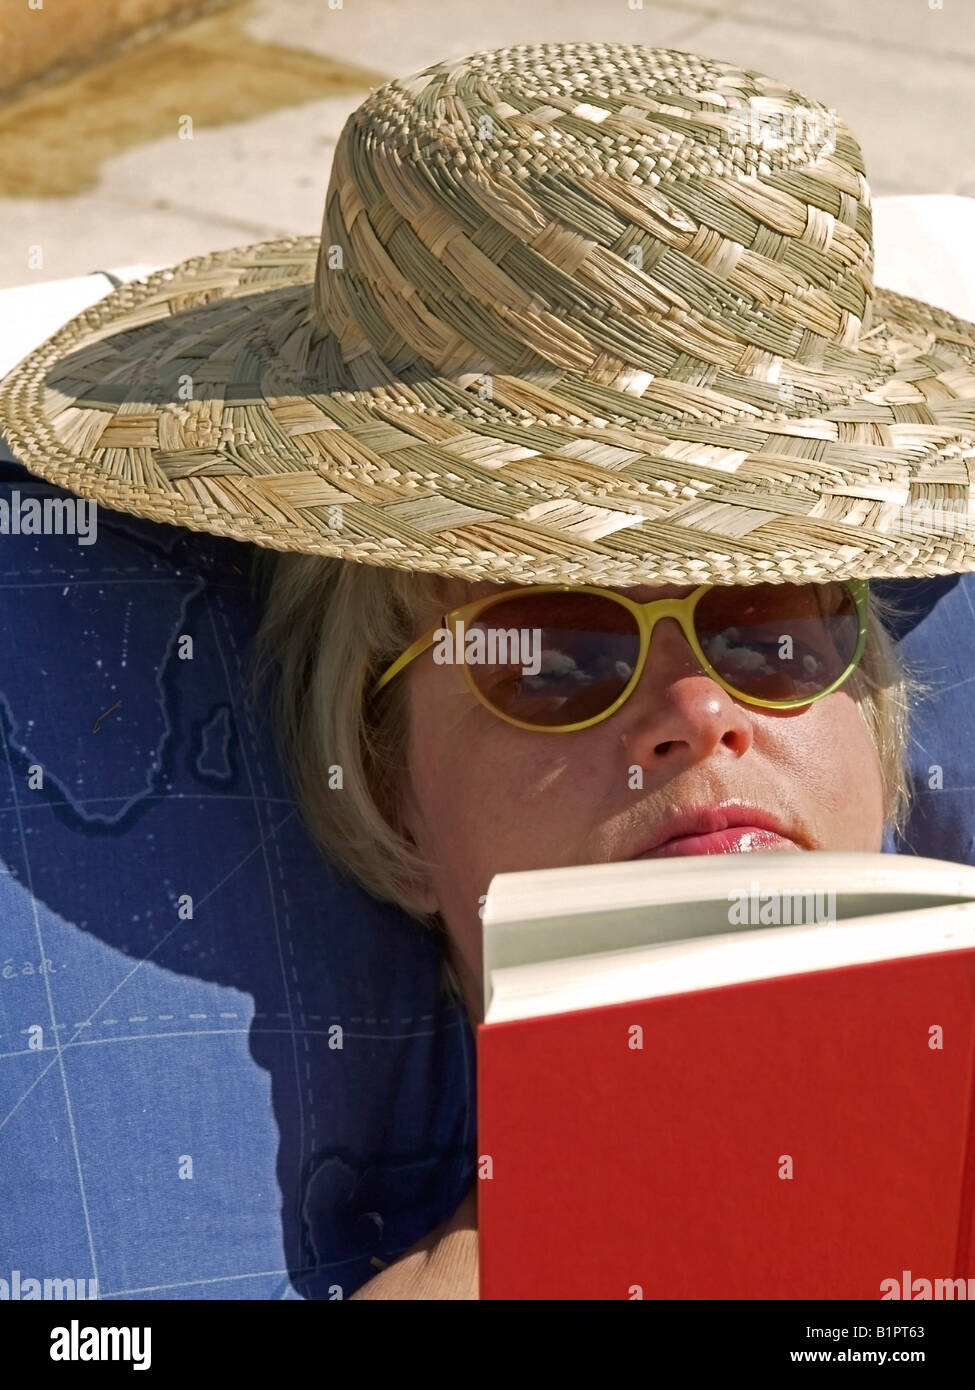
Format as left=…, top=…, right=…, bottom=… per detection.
left=3, top=41, right=975, bottom=586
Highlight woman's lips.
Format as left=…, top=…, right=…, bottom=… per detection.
left=634, top=828, right=796, bottom=858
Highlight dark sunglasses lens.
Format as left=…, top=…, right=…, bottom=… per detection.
left=463, top=592, right=641, bottom=727
left=694, top=582, right=861, bottom=702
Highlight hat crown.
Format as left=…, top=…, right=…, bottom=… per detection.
left=313, top=42, right=875, bottom=415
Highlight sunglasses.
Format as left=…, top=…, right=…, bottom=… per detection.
left=371, top=580, right=869, bottom=733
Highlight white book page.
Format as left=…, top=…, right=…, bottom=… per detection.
left=484, top=851, right=975, bottom=926
left=482, top=852, right=975, bottom=1003
left=485, top=901, right=975, bottom=1025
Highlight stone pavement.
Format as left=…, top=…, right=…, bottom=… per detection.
left=0, top=0, right=971, bottom=289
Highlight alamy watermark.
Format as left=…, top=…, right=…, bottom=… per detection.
left=728, top=883, right=837, bottom=927
left=1, top=1268, right=98, bottom=1299
left=0, top=490, right=97, bottom=545
left=881, top=1270, right=975, bottom=1299
left=885, top=499, right=975, bottom=540
left=50, top=1320, right=151, bottom=1371
left=726, top=105, right=837, bottom=156
left=432, top=623, right=542, bottom=677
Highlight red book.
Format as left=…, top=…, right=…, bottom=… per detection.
left=477, top=853, right=975, bottom=1300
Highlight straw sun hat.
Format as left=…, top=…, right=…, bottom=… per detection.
left=3, top=41, right=975, bottom=587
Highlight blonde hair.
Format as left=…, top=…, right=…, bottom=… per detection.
left=249, top=552, right=919, bottom=998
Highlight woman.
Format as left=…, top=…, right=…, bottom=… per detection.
left=251, top=557, right=913, bottom=1299
left=2, top=41, right=974, bottom=1298
left=253, top=563, right=912, bottom=1036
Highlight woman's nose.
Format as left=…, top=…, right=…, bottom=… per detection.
left=617, top=617, right=755, bottom=764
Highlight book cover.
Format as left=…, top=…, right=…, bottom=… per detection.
left=477, top=861, right=975, bottom=1300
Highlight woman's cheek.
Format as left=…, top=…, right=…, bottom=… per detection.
left=781, top=697, right=885, bottom=849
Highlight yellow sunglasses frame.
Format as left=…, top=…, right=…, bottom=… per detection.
left=370, top=579, right=870, bottom=734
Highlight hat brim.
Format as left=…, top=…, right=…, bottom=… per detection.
left=3, top=234, right=975, bottom=586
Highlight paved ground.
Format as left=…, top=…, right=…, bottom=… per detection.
left=0, top=0, right=972, bottom=288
